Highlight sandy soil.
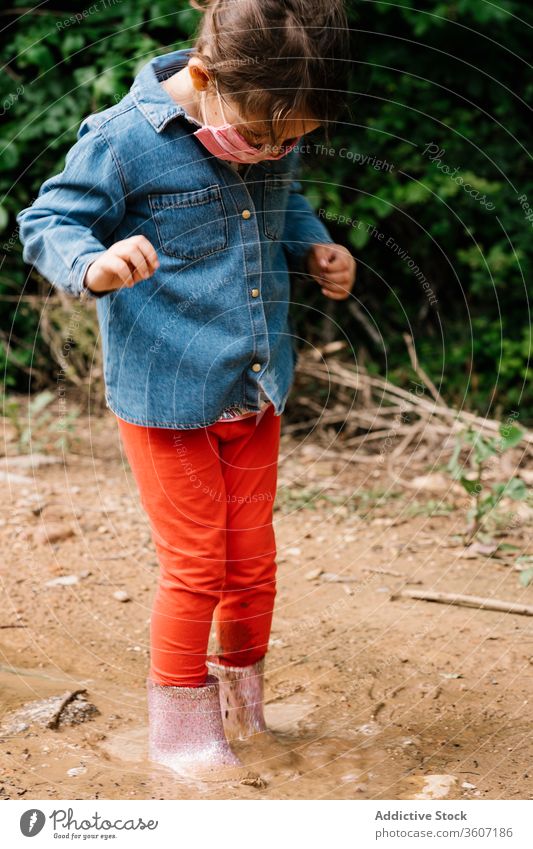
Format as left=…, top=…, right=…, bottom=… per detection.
left=0, top=407, right=532, bottom=800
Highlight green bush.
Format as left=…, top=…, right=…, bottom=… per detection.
left=1, top=0, right=531, bottom=421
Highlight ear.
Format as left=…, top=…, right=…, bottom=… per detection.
left=188, top=57, right=212, bottom=92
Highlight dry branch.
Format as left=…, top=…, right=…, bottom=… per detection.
left=291, top=346, right=533, bottom=477
left=391, top=588, right=533, bottom=617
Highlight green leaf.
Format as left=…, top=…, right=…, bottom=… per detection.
left=498, top=423, right=524, bottom=451
left=500, top=478, right=528, bottom=501
left=518, top=568, right=533, bottom=588
left=460, top=477, right=481, bottom=495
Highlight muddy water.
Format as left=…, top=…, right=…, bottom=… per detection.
left=0, top=662, right=460, bottom=800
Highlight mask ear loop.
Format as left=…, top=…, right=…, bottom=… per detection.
left=198, top=76, right=226, bottom=125
left=214, top=79, right=230, bottom=125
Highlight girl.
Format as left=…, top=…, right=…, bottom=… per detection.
left=17, top=0, right=355, bottom=782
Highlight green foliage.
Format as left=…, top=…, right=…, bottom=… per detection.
left=446, top=421, right=527, bottom=542
left=1, top=387, right=81, bottom=453
left=298, top=0, right=532, bottom=419
left=2, top=0, right=532, bottom=421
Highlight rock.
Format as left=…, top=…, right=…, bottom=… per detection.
left=305, top=567, right=323, bottom=581
left=409, top=774, right=457, bottom=800
left=462, top=781, right=477, bottom=790
left=0, top=692, right=99, bottom=734
left=240, top=773, right=268, bottom=788
left=320, top=572, right=358, bottom=583
left=45, top=575, right=79, bottom=587
left=113, top=590, right=131, bottom=603
left=67, top=766, right=87, bottom=777
left=286, top=547, right=301, bottom=557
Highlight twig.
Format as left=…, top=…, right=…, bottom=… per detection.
left=403, top=332, right=446, bottom=406
left=348, top=301, right=385, bottom=349
left=46, top=688, right=88, bottom=730
left=390, top=588, right=533, bottom=617
left=363, top=567, right=403, bottom=577
left=371, top=701, right=386, bottom=720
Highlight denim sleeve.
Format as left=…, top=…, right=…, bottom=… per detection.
left=281, top=156, right=335, bottom=274
left=16, top=122, right=126, bottom=301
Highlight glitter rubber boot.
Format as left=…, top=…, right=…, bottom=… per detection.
left=146, top=674, right=261, bottom=783
left=206, top=656, right=270, bottom=742
left=206, top=657, right=304, bottom=774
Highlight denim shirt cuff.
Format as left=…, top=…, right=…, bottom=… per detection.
left=70, top=251, right=111, bottom=302
left=285, top=247, right=310, bottom=275
left=284, top=236, right=335, bottom=275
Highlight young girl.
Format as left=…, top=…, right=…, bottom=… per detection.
left=17, top=0, right=355, bottom=782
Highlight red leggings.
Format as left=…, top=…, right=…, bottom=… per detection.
left=115, top=404, right=281, bottom=686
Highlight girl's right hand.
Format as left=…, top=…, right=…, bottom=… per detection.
left=83, top=235, right=160, bottom=294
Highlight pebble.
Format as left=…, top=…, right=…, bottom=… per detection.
left=305, top=567, right=323, bottom=581
left=67, top=766, right=87, bottom=777
left=45, top=575, right=79, bottom=587
left=113, top=590, right=131, bottom=603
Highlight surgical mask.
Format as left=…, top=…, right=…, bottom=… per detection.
left=193, top=84, right=301, bottom=164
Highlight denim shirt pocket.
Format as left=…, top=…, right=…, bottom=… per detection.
left=262, top=174, right=291, bottom=241
left=148, top=184, right=228, bottom=261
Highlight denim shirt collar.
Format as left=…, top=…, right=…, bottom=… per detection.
left=130, top=47, right=200, bottom=133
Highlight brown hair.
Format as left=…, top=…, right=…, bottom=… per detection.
left=189, top=0, right=350, bottom=144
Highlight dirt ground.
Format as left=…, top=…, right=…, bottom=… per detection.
left=0, top=406, right=532, bottom=801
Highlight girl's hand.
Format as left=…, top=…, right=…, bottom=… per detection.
left=306, top=243, right=356, bottom=300
left=83, top=235, right=160, bottom=294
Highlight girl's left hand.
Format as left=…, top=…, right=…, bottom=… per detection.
left=306, top=243, right=357, bottom=300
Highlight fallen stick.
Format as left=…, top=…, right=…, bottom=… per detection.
left=363, top=567, right=403, bottom=577
left=46, top=688, right=88, bottom=730
left=390, top=588, right=533, bottom=617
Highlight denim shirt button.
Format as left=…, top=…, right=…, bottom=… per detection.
left=251, top=288, right=260, bottom=297
left=241, top=209, right=252, bottom=219
left=251, top=362, right=261, bottom=372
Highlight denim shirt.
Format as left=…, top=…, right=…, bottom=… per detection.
left=16, top=48, right=334, bottom=429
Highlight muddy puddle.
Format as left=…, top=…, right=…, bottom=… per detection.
left=0, top=661, right=466, bottom=800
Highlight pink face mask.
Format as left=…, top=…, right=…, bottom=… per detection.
left=193, top=85, right=301, bottom=164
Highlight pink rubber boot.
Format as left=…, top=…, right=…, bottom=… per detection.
left=206, top=656, right=269, bottom=742
left=146, top=674, right=260, bottom=783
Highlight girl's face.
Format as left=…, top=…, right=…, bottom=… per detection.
left=188, top=57, right=320, bottom=154
left=219, top=99, right=320, bottom=153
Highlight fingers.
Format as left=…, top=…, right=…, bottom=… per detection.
left=320, top=280, right=352, bottom=299
left=307, top=244, right=356, bottom=300
left=321, top=286, right=351, bottom=300
left=313, top=244, right=337, bottom=269
left=124, top=246, right=153, bottom=281
left=112, top=236, right=159, bottom=279
left=132, top=236, right=159, bottom=274
left=104, top=254, right=137, bottom=287
left=95, top=236, right=158, bottom=290
left=314, top=270, right=352, bottom=286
